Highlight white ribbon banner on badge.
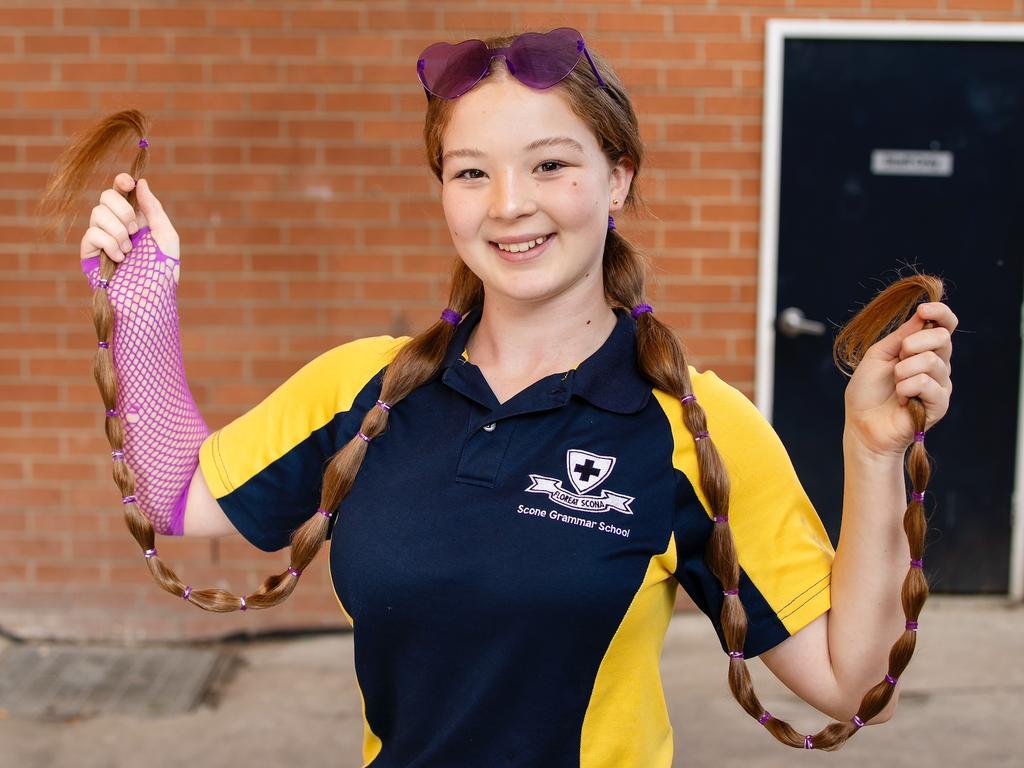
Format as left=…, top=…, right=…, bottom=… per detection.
left=525, top=475, right=635, bottom=514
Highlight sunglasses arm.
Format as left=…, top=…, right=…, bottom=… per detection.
left=580, top=45, right=608, bottom=89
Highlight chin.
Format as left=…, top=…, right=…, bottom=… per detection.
left=492, top=277, right=580, bottom=304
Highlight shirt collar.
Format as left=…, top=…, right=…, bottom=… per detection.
left=439, top=305, right=651, bottom=414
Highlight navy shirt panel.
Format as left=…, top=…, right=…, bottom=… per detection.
left=330, top=369, right=678, bottom=767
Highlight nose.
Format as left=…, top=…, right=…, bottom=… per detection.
left=488, top=169, right=536, bottom=221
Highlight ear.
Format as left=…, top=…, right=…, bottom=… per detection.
left=609, top=156, right=635, bottom=212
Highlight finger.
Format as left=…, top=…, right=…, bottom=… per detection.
left=133, top=178, right=177, bottom=259
left=895, top=372, right=951, bottom=421
left=134, top=178, right=167, bottom=230
left=916, top=301, right=958, bottom=334
left=111, top=173, right=149, bottom=230
left=867, top=301, right=957, bottom=363
left=866, top=312, right=927, bottom=362
left=900, top=326, right=953, bottom=368
left=89, top=201, right=133, bottom=256
left=895, top=349, right=950, bottom=389
left=80, top=225, right=127, bottom=264
left=97, top=188, right=139, bottom=236
left=113, top=172, right=136, bottom=194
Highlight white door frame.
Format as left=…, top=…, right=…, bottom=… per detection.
left=755, top=19, right=1024, bottom=600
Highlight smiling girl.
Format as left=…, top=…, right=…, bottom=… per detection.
left=48, top=27, right=955, bottom=766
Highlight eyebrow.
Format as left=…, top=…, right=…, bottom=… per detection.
left=441, top=136, right=585, bottom=166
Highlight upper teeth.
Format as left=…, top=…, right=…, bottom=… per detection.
left=497, top=235, right=547, bottom=253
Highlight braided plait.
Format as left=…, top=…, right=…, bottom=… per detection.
left=606, top=225, right=941, bottom=748
left=41, top=108, right=488, bottom=612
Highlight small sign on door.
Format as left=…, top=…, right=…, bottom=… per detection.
left=870, top=149, right=954, bottom=177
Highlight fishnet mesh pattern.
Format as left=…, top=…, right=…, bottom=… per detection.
left=81, top=226, right=209, bottom=535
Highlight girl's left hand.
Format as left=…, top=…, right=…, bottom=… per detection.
left=843, top=301, right=958, bottom=458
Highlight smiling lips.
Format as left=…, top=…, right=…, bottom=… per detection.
left=492, top=234, right=553, bottom=254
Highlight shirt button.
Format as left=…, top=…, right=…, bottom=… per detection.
left=483, top=422, right=496, bottom=432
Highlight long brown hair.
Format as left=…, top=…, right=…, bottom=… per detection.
left=42, top=32, right=941, bottom=749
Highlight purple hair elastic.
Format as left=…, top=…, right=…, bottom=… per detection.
left=138, top=137, right=149, bottom=148
left=758, top=711, right=772, bottom=725
left=106, top=408, right=118, bottom=417
left=287, top=566, right=302, bottom=578
left=723, top=588, right=739, bottom=596
left=441, top=308, right=461, bottom=326
left=910, top=558, right=923, bottom=568
left=607, top=215, right=616, bottom=231
left=239, top=596, right=247, bottom=611
left=97, top=277, right=110, bottom=289
left=713, top=514, right=728, bottom=524
left=680, top=394, right=697, bottom=405
left=728, top=650, right=744, bottom=659
left=885, top=674, right=899, bottom=685
left=694, top=430, right=710, bottom=441
left=98, top=341, right=109, bottom=349
left=804, top=735, right=813, bottom=749
left=906, top=620, right=919, bottom=631
left=630, top=303, right=652, bottom=319
left=376, top=399, right=391, bottom=412
left=122, top=495, right=136, bottom=504
left=318, top=507, right=333, bottom=519
left=111, top=450, right=124, bottom=461
left=911, top=491, right=925, bottom=502
left=182, top=585, right=192, bottom=601
left=357, top=431, right=371, bottom=443
left=851, top=715, right=865, bottom=729
left=914, top=430, right=926, bottom=443
left=143, top=548, right=157, bottom=559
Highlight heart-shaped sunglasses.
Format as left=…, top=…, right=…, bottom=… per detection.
left=416, top=27, right=608, bottom=100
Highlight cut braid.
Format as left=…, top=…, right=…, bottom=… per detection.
left=40, top=109, right=492, bottom=613
left=606, top=226, right=942, bottom=749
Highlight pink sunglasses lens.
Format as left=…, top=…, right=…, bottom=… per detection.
left=417, top=39, right=490, bottom=98
left=507, top=28, right=584, bottom=89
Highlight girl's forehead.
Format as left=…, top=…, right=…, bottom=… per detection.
left=442, top=78, right=600, bottom=156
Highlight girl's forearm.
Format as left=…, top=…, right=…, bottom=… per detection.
left=828, top=426, right=911, bottom=715
left=83, top=226, right=209, bottom=536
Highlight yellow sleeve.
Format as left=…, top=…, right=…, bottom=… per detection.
left=198, top=334, right=410, bottom=551
left=659, top=368, right=835, bottom=656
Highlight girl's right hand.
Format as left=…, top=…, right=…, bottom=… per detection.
left=79, top=173, right=180, bottom=268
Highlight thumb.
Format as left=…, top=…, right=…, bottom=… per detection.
left=134, top=178, right=179, bottom=260
left=867, top=309, right=929, bottom=362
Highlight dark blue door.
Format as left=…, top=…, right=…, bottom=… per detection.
left=773, top=38, right=1023, bottom=592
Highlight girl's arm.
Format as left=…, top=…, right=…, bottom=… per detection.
left=81, top=176, right=219, bottom=537
left=758, top=443, right=906, bottom=723
left=181, top=463, right=239, bottom=538
left=760, top=301, right=956, bottom=720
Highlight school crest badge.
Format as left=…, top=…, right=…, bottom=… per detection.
left=525, top=449, right=635, bottom=514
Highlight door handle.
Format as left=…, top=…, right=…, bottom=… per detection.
left=777, top=307, right=827, bottom=338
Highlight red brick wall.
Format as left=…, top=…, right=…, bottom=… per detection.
left=2, top=1, right=1018, bottom=640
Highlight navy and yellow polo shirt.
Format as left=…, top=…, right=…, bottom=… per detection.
left=198, top=305, right=834, bottom=768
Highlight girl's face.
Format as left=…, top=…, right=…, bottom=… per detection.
left=440, top=72, right=633, bottom=306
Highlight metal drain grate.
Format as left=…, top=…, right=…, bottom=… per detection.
left=0, top=644, right=230, bottom=720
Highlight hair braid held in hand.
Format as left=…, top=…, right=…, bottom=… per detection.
left=40, top=108, right=485, bottom=613
left=636, top=264, right=942, bottom=750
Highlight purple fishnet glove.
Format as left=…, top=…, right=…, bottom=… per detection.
left=81, top=226, right=208, bottom=535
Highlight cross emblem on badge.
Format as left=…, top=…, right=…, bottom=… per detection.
left=566, top=449, right=615, bottom=495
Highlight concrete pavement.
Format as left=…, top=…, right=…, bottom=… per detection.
left=0, top=595, right=1020, bottom=767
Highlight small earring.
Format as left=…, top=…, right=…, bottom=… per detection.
left=612, top=199, right=620, bottom=206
